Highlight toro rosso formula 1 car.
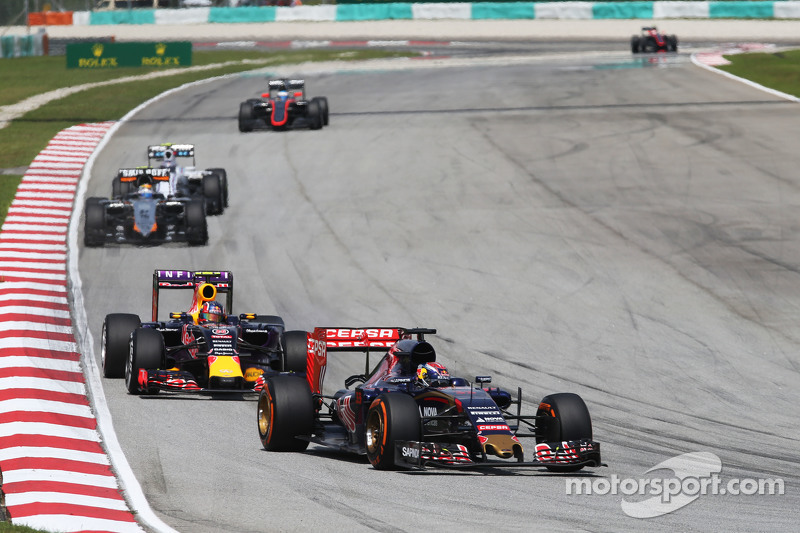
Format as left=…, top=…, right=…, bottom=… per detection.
left=238, top=78, right=329, bottom=132
left=258, top=328, right=604, bottom=471
left=101, top=270, right=302, bottom=395
left=84, top=168, right=207, bottom=247
left=631, top=26, right=678, bottom=53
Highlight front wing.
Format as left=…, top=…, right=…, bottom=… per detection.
left=394, top=438, right=603, bottom=470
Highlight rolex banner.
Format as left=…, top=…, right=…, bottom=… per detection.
left=66, top=41, right=192, bottom=69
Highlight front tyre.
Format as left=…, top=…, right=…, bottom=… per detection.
left=258, top=376, right=314, bottom=451
left=102, top=313, right=141, bottom=378
left=536, top=392, right=593, bottom=472
left=125, top=328, right=164, bottom=395
left=365, top=393, right=421, bottom=470
left=238, top=101, right=255, bottom=132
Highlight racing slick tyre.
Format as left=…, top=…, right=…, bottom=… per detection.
left=207, top=167, right=228, bottom=207
left=256, top=315, right=285, bottom=328
left=83, top=197, right=106, bottom=247
left=126, top=328, right=164, bottom=395
left=306, top=98, right=323, bottom=130
left=186, top=200, right=208, bottom=246
left=102, top=313, right=141, bottom=378
left=238, top=101, right=256, bottom=132
left=365, top=393, right=421, bottom=470
left=313, top=97, right=329, bottom=126
left=282, top=330, right=308, bottom=373
left=258, top=375, right=314, bottom=452
left=536, top=392, right=593, bottom=472
left=630, top=36, right=640, bottom=53
left=111, top=177, right=133, bottom=198
left=202, top=173, right=223, bottom=215
left=667, top=35, right=678, bottom=52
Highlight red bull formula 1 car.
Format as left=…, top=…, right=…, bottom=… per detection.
left=238, top=78, right=329, bottom=132
left=101, top=270, right=301, bottom=395
left=257, top=328, right=604, bottom=471
left=631, top=26, right=678, bottom=53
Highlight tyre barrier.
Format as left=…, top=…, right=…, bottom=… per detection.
left=0, top=122, right=144, bottom=532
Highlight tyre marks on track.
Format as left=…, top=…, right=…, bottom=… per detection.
left=0, top=122, right=144, bottom=532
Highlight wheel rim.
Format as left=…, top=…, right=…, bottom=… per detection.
left=365, top=408, right=384, bottom=455
left=101, top=322, right=107, bottom=370
left=258, top=391, right=273, bottom=443
left=124, top=341, right=134, bottom=390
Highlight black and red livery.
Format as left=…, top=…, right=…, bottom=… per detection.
left=238, top=78, right=329, bottom=132
left=631, top=26, right=678, bottom=53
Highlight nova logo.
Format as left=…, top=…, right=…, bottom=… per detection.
left=421, top=406, right=438, bottom=417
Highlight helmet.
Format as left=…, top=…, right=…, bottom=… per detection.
left=416, top=362, right=450, bottom=387
left=138, top=183, right=153, bottom=198
left=198, top=301, right=225, bottom=325
left=277, top=90, right=289, bottom=100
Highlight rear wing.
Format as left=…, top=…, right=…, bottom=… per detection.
left=148, top=143, right=195, bottom=166
left=304, top=327, right=436, bottom=395
left=151, top=270, right=233, bottom=321
left=117, top=167, right=170, bottom=186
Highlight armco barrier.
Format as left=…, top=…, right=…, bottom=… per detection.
left=55, top=1, right=800, bottom=24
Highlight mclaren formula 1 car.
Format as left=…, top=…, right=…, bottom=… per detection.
left=84, top=168, right=208, bottom=247
left=631, top=26, right=678, bottom=53
left=146, top=143, right=228, bottom=215
left=258, top=328, right=604, bottom=471
left=238, top=78, right=329, bottom=132
left=101, top=270, right=302, bottom=395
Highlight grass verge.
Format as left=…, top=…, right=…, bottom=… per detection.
left=718, top=48, right=800, bottom=98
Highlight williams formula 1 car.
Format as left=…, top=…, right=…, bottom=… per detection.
left=101, top=270, right=300, bottom=394
left=238, top=78, right=329, bottom=132
left=258, top=327, right=604, bottom=471
left=147, top=143, right=228, bottom=215
left=84, top=168, right=208, bottom=247
left=631, top=26, right=678, bottom=53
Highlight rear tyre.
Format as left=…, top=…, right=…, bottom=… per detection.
left=185, top=200, right=208, bottom=246
left=282, top=330, right=308, bottom=373
left=256, top=315, right=285, bottom=328
left=102, top=313, right=141, bottom=378
left=208, top=167, right=228, bottom=207
left=125, top=328, right=164, bottom=395
left=668, top=35, right=678, bottom=52
left=306, top=99, right=322, bottom=130
left=365, top=393, right=421, bottom=470
left=536, top=392, right=593, bottom=472
left=238, top=101, right=255, bottom=132
left=84, top=197, right=106, bottom=247
left=258, top=376, right=314, bottom=451
left=202, top=173, right=223, bottom=215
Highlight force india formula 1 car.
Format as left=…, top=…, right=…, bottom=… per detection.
left=146, top=143, right=228, bottom=215
left=238, top=78, right=329, bottom=132
left=101, top=270, right=305, bottom=395
left=84, top=168, right=208, bottom=247
left=258, top=328, right=604, bottom=471
left=631, top=26, right=678, bottom=53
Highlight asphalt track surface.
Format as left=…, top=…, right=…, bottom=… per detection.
left=75, top=39, right=800, bottom=532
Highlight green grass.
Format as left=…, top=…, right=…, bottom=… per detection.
left=0, top=523, right=49, bottom=533
left=719, top=49, right=800, bottom=98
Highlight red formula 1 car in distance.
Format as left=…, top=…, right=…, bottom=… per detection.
left=257, top=327, right=604, bottom=471
left=631, top=26, right=678, bottom=53
left=238, top=78, right=329, bottom=132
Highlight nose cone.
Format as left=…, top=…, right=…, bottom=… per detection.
left=483, top=434, right=523, bottom=459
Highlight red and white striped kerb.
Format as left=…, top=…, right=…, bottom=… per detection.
left=0, top=122, right=144, bottom=532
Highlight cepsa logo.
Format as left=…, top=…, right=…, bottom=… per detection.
left=325, top=329, right=398, bottom=347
